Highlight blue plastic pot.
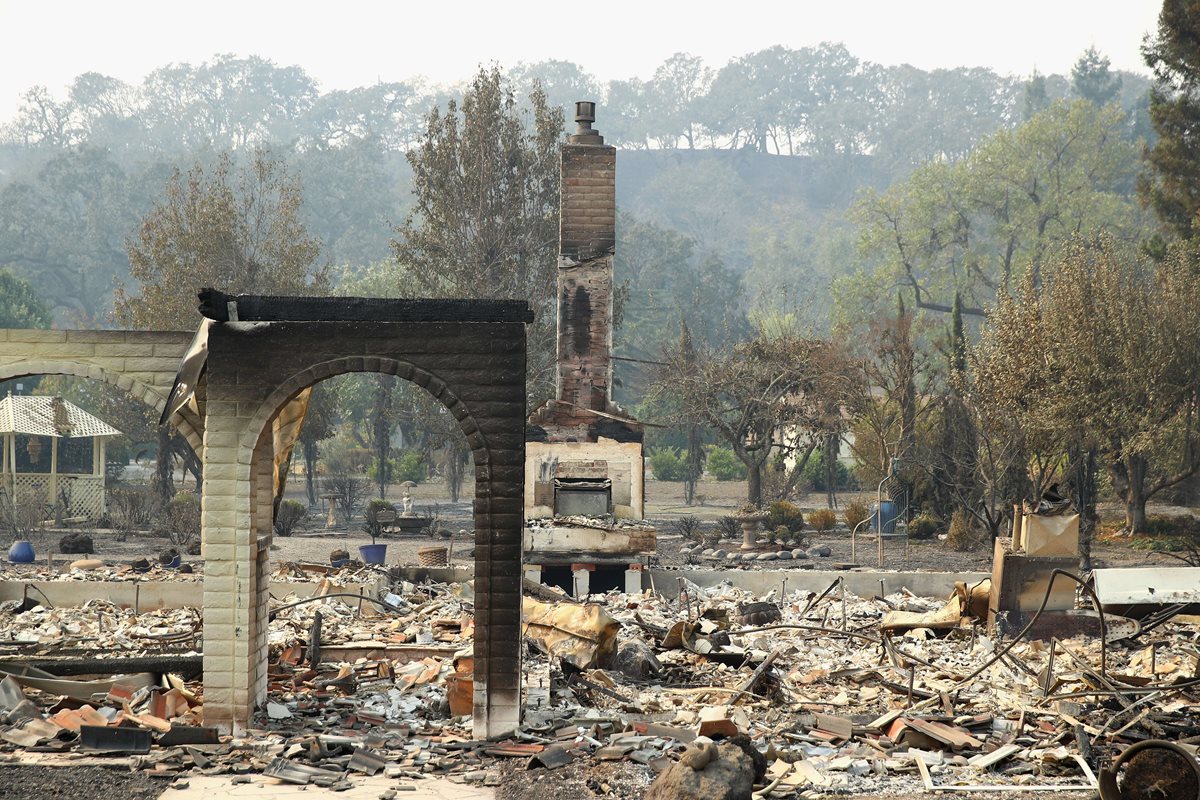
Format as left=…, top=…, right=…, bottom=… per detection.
left=358, top=544, right=387, bottom=565
left=7, top=540, right=35, bottom=564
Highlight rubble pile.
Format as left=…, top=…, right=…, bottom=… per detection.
left=526, top=515, right=656, bottom=532
left=0, top=559, right=383, bottom=584
left=0, top=571, right=1197, bottom=796
left=0, top=562, right=204, bottom=582
left=1, top=600, right=200, bottom=651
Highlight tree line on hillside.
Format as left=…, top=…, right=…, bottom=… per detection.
left=650, top=5, right=1200, bottom=562
left=0, top=34, right=1180, bottom=543
left=2, top=46, right=1148, bottom=162
left=0, top=46, right=1148, bottom=324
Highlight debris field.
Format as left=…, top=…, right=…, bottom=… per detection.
left=1, top=559, right=1198, bottom=798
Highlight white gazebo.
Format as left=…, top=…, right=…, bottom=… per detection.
left=0, top=394, right=121, bottom=521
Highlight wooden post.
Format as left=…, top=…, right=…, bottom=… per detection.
left=49, top=436, right=58, bottom=511
left=97, top=438, right=107, bottom=515
left=9, top=433, right=16, bottom=499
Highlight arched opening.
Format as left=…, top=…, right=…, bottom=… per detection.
left=194, top=300, right=529, bottom=738
left=249, top=366, right=477, bottom=549
left=232, top=357, right=492, bottom=720
left=0, top=360, right=201, bottom=451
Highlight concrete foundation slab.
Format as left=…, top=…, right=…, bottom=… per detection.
left=647, top=569, right=988, bottom=600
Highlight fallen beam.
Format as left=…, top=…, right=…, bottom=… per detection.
left=0, top=654, right=202, bottom=678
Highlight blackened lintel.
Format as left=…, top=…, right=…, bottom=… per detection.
left=197, top=288, right=535, bottom=325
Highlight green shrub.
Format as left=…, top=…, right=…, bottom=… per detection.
left=809, top=508, right=837, bottom=533
left=649, top=448, right=687, bottom=481
left=801, top=449, right=857, bottom=491
left=766, top=500, right=805, bottom=532
left=843, top=501, right=870, bottom=532
left=908, top=513, right=940, bottom=540
left=274, top=500, right=307, bottom=537
left=395, top=451, right=426, bottom=484
left=1129, top=535, right=1187, bottom=553
left=707, top=448, right=747, bottom=481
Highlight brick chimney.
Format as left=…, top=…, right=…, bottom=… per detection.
left=556, top=101, right=616, bottom=413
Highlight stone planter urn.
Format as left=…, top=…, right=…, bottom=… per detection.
left=734, top=507, right=770, bottom=551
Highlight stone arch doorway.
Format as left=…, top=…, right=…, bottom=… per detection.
left=196, top=294, right=531, bottom=738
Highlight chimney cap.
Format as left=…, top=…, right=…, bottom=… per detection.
left=569, top=100, right=604, bottom=145
left=574, top=101, right=596, bottom=124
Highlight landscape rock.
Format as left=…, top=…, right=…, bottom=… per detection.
left=645, top=737, right=764, bottom=800
left=808, top=545, right=832, bottom=558
left=791, top=548, right=808, bottom=559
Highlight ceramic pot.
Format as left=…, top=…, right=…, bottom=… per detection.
left=358, top=543, right=387, bottom=565
left=8, top=540, right=35, bottom=563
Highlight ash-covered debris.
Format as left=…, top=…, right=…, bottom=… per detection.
left=527, top=514, right=656, bottom=531
left=0, top=567, right=1197, bottom=797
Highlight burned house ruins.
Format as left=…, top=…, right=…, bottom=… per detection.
left=525, top=103, right=655, bottom=596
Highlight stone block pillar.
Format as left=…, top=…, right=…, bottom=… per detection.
left=572, top=567, right=591, bottom=599
left=199, top=399, right=259, bottom=734
left=625, top=566, right=643, bottom=595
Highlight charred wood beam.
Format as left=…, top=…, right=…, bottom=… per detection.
left=0, top=654, right=203, bottom=678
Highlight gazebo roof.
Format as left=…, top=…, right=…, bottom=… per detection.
left=0, top=394, right=121, bottom=439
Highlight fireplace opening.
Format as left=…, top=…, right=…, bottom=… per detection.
left=554, top=477, right=611, bottom=517
left=540, top=564, right=629, bottom=596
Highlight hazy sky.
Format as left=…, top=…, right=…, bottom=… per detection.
left=0, top=0, right=1163, bottom=124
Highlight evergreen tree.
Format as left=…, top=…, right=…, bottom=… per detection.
left=1024, top=71, right=1049, bottom=120
left=0, top=269, right=52, bottom=329
left=390, top=66, right=564, bottom=404
left=1141, top=1, right=1200, bottom=238
left=1071, top=47, right=1122, bottom=106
